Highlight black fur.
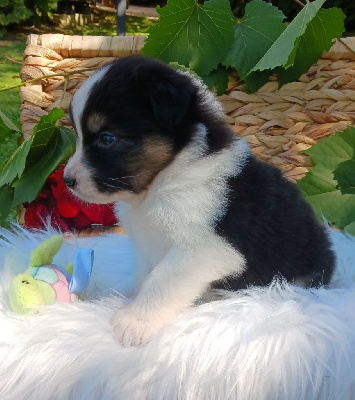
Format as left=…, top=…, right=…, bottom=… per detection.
left=79, top=56, right=234, bottom=195
left=70, top=54, right=335, bottom=289
left=212, top=156, right=335, bottom=289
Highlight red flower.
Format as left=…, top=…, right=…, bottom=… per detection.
left=24, top=164, right=118, bottom=231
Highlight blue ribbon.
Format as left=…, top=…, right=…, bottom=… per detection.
left=69, top=249, right=94, bottom=294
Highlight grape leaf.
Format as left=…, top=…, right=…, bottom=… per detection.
left=142, top=0, right=236, bottom=77
left=0, top=186, right=14, bottom=222
left=0, top=109, right=20, bottom=135
left=223, top=0, right=286, bottom=91
left=0, top=110, right=22, bottom=170
left=202, top=65, right=229, bottom=96
left=26, top=108, right=65, bottom=166
left=297, top=126, right=355, bottom=235
left=0, top=138, right=31, bottom=187
left=0, top=109, right=76, bottom=221
left=334, top=160, right=355, bottom=190
left=278, top=8, right=346, bottom=86
left=345, top=222, right=355, bottom=237
left=250, top=0, right=326, bottom=73
left=244, top=0, right=345, bottom=91
left=12, top=126, right=76, bottom=207
left=168, top=62, right=200, bottom=79
left=0, top=108, right=64, bottom=187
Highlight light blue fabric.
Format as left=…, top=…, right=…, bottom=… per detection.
left=69, top=249, right=94, bottom=294
left=30, top=266, right=58, bottom=284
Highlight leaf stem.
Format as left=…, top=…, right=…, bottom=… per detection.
left=292, top=0, right=305, bottom=8
left=0, top=67, right=98, bottom=92
left=5, top=56, right=68, bottom=72
left=60, top=75, right=69, bottom=109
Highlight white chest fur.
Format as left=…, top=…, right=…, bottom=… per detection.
left=117, top=127, right=250, bottom=291
left=112, top=127, right=250, bottom=346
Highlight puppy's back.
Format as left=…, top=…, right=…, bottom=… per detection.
left=212, top=155, right=335, bottom=290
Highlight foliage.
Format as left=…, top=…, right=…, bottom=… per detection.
left=0, top=0, right=32, bottom=37
left=327, top=0, right=355, bottom=32
left=0, top=40, right=26, bottom=130
left=24, top=0, right=57, bottom=24
left=0, top=110, right=21, bottom=169
left=143, top=0, right=345, bottom=94
left=224, top=0, right=286, bottom=92
left=0, top=109, right=76, bottom=223
left=65, top=14, right=155, bottom=36
left=142, top=0, right=235, bottom=77
left=297, top=126, right=355, bottom=236
left=231, top=1, right=345, bottom=91
left=231, top=0, right=355, bottom=32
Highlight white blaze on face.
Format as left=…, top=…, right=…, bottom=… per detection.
left=64, top=66, right=116, bottom=204
left=71, top=65, right=110, bottom=141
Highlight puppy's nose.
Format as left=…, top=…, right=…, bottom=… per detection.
left=63, top=175, right=76, bottom=189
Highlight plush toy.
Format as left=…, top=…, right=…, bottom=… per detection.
left=9, top=235, right=93, bottom=314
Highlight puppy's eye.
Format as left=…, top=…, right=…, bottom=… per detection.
left=99, top=132, right=116, bottom=146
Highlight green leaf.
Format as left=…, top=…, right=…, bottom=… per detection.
left=240, top=0, right=345, bottom=91
left=0, top=109, right=21, bottom=133
left=0, top=110, right=20, bottom=147
left=168, top=62, right=200, bottom=79
left=0, top=111, right=22, bottom=172
left=251, top=0, right=327, bottom=73
left=0, top=108, right=65, bottom=188
left=142, top=0, right=236, bottom=77
left=345, top=221, right=355, bottom=237
left=224, top=0, right=286, bottom=90
left=334, top=160, right=355, bottom=189
left=0, top=186, right=14, bottom=222
left=27, top=108, right=65, bottom=165
left=278, top=8, right=346, bottom=86
left=12, top=126, right=76, bottom=207
left=297, top=126, right=355, bottom=235
left=0, top=139, right=32, bottom=187
left=0, top=109, right=75, bottom=221
left=202, top=65, right=229, bottom=95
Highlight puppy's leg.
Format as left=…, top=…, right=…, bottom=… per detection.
left=112, top=240, right=244, bottom=347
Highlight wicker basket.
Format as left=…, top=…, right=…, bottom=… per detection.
left=20, top=34, right=355, bottom=182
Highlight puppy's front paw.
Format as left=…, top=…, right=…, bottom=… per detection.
left=111, top=305, right=164, bottom=347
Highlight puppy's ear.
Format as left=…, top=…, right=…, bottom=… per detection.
left=134, top=65, right=197, bottom=128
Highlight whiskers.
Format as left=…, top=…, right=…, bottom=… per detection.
left=100, top=175, right=138, bottom=193
left=105, top=175, right=138, bottom=181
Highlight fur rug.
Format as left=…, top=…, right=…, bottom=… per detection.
left=0, top=225, right=355, bottom=400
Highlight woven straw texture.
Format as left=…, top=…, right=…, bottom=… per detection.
left=20, top=34, right=355, bottom=182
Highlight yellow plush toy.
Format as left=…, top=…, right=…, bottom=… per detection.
left=9, top=235, right=93, bottom=314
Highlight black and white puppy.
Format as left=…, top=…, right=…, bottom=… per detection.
left=64, top=55, right=335, bottom=347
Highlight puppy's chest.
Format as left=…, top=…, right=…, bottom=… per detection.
left=119, top=201, right=172, bottom=266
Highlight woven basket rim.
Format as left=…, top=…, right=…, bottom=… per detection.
left=25, top=34, right=355, bottom=61
left=20, top=33, right=355, bottom=183
left=26, top=34, right=146, bottom=58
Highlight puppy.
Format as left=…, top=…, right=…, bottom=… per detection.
left=64, top=55, right=335, bottom=347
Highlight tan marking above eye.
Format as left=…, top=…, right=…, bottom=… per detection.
left=86, top=113, right=106, bottom=133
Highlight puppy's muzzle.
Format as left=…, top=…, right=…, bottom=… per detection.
left=63, top=175, right=76, bottom=189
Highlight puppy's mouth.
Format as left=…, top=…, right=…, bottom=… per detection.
left=63, top=173, right=135, bottom=205
left=67, top=185, right=96, bottom=204
left=98, top=176, right=134, bottom=194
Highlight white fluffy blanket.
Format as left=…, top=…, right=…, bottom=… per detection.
left=0, top=225, right=355, bottom=400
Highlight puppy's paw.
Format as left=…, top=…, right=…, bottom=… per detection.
left=111, top=305, right=165, bottom=347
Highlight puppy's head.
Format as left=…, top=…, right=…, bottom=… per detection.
left=64, top=55, right=200, bottom=204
